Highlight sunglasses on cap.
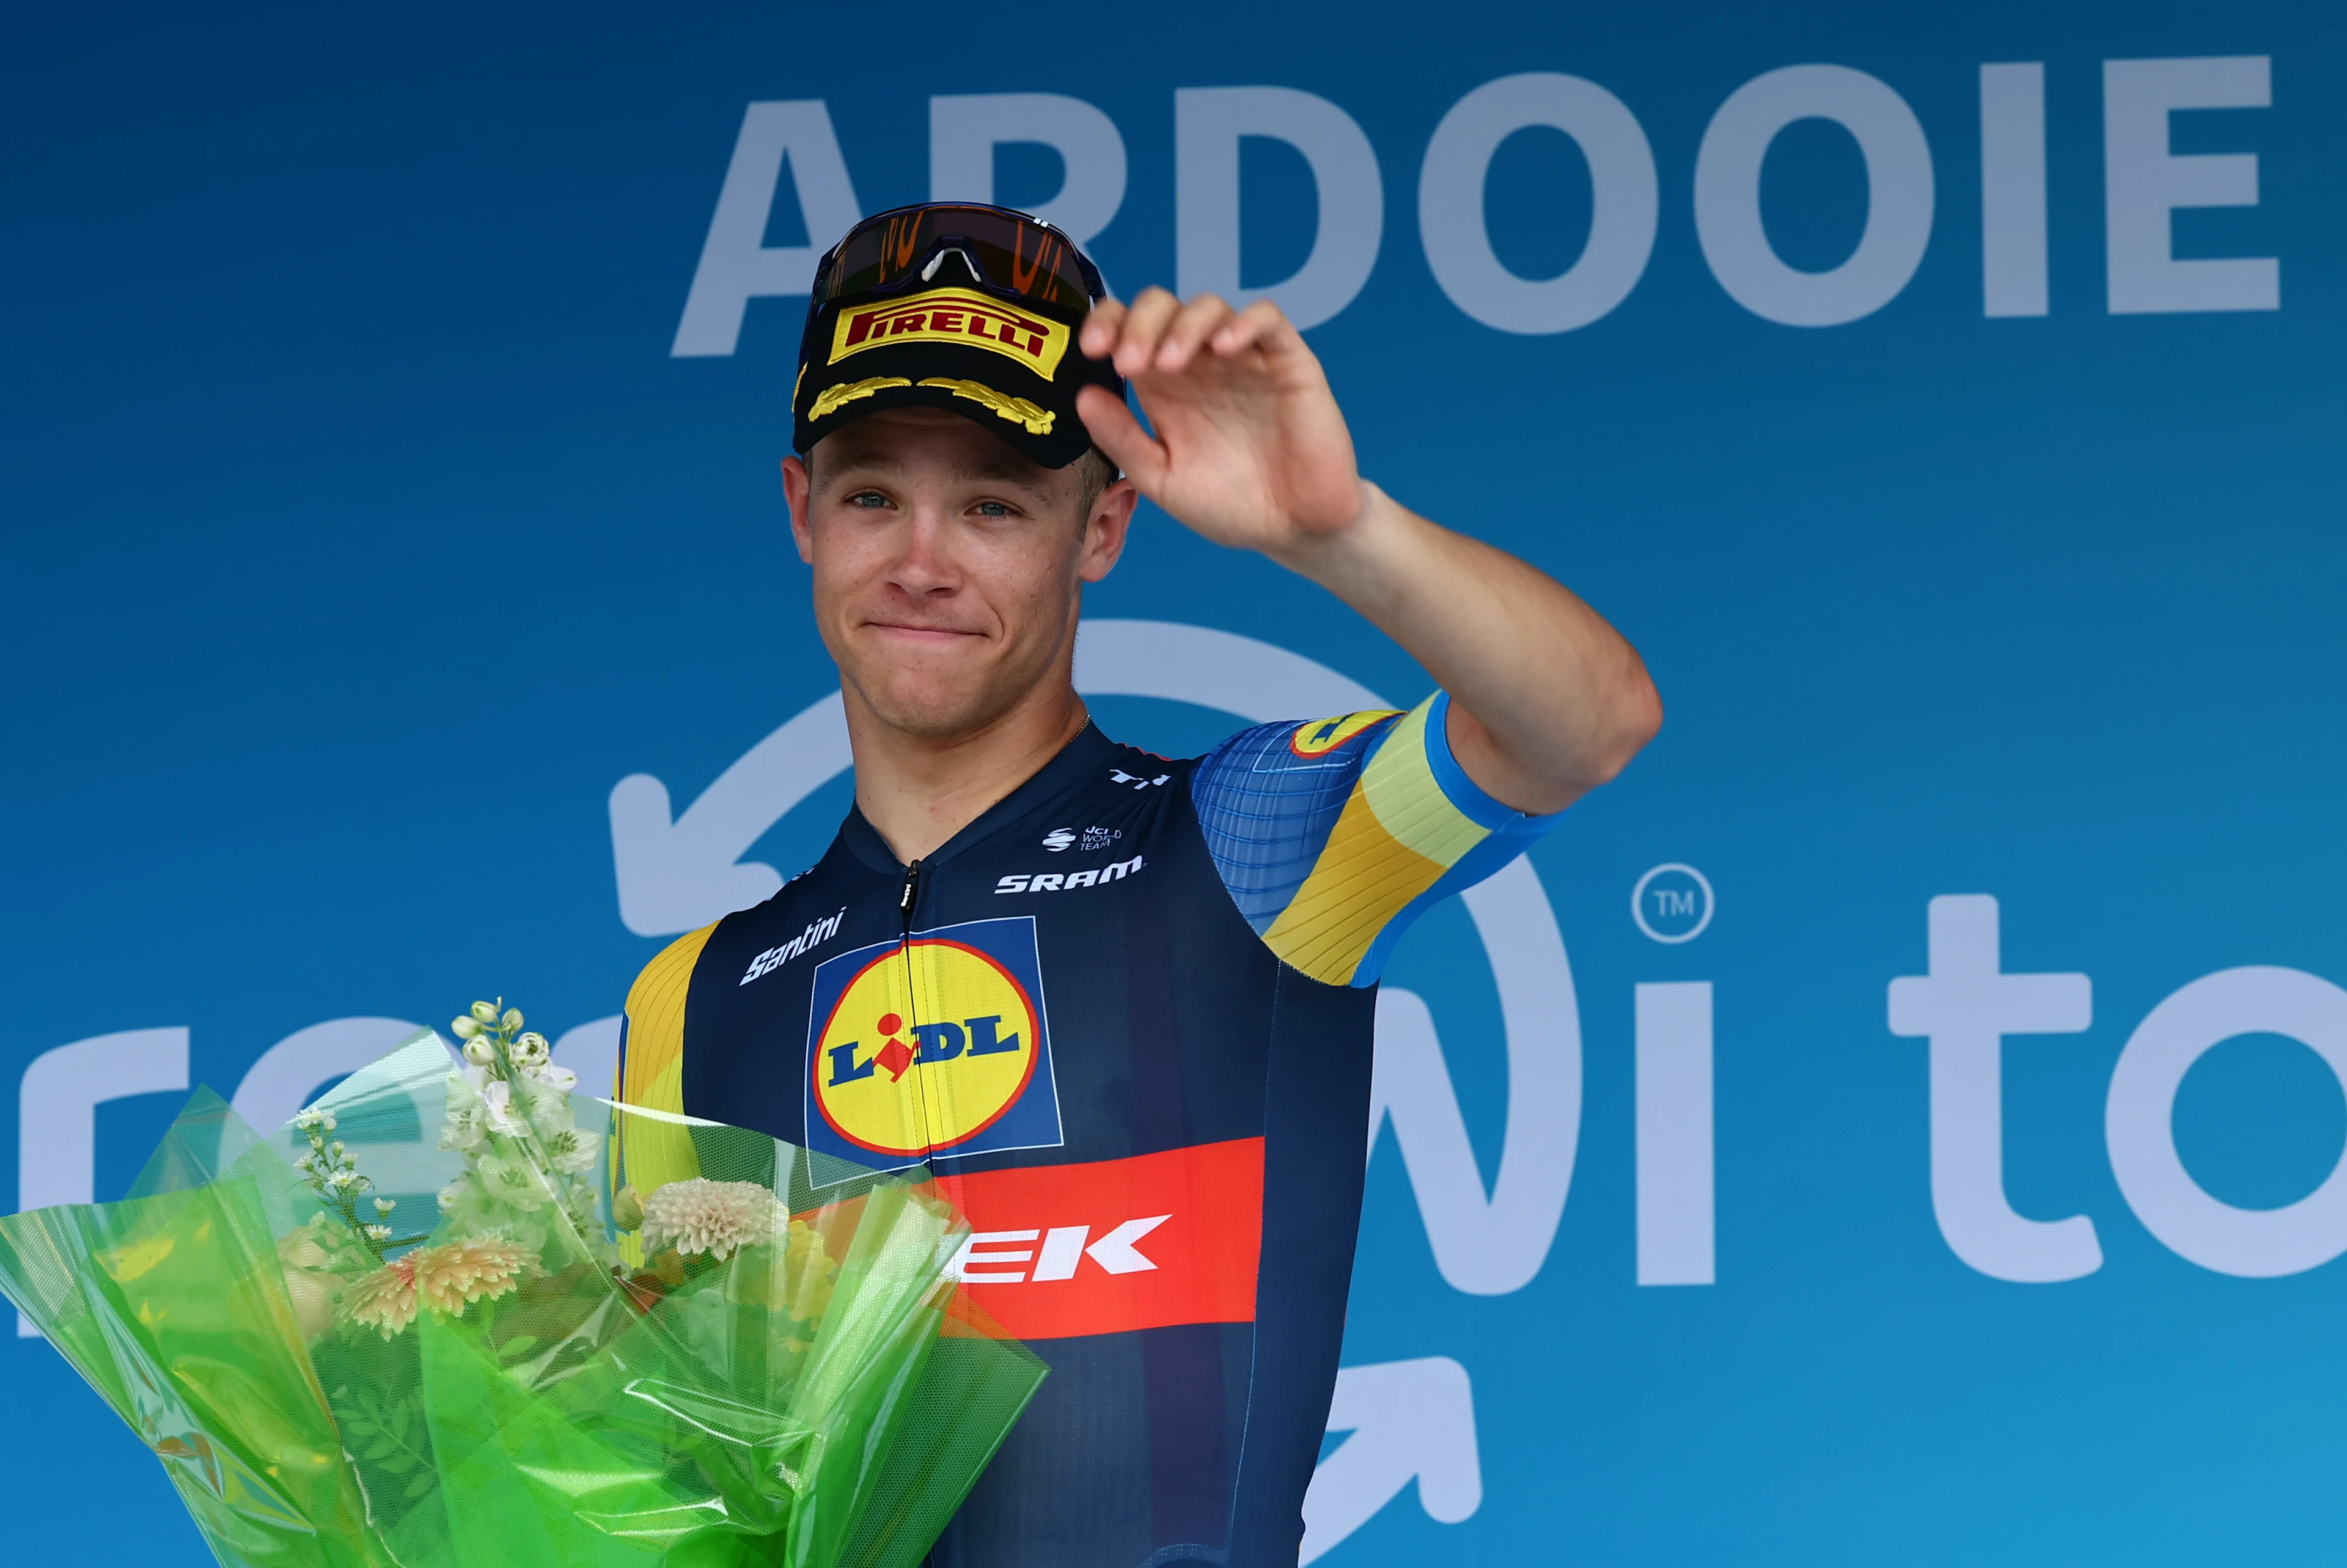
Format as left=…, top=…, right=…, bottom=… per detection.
left=810, top=203, right=1106, bottom=317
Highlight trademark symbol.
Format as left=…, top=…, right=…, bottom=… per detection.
left=1633, top=863, right=1714, bottom=944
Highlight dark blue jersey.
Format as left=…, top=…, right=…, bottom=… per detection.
left=617, top=695, right=1555, bottom=1567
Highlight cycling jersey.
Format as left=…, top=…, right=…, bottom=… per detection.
left=616, top=691, right=1557, bottom=1568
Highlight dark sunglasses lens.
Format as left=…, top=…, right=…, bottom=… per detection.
left=820, top=208, right=1095, bottom=310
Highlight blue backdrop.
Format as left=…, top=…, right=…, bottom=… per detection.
left=8, top=2, right=2346, bottom=1561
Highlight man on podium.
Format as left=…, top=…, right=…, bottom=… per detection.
left=619, top=203, right=1661, bottom=1567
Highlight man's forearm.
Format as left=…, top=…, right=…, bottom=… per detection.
left=1272, top=481, right=1662, bottom=815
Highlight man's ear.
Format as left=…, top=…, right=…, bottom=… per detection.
left=1077, top=478, right=1140, bottom=584
left=781, top=453, right=815, bottom=565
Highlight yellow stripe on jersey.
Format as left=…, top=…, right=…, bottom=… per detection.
left=613, top=922, right=715, bottom=1196
left=1260, top=698, right=1494, bottom=985
left=1360, top=702, right=1494, bottom=867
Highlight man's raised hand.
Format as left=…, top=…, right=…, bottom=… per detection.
left=1074, top=289, right=1365, bottom=565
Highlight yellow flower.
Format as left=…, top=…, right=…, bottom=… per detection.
left=341, top=1254, right=420, bottom=1339
left=411, top=1236, right=532, bottom=1315
left=611, top=1184, right=644, bottom=1232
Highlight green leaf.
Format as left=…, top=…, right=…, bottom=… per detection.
left=501, top=1335, right=538, bottom=1358
left=405, top=1473, right=436, bottom=1501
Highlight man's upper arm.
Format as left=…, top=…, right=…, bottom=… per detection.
left=1191, top=692, right=1560, bottom=987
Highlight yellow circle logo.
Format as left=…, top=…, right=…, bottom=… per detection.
left=811, top=937, right=1041, bottom=1159
left=1288, top=709, right=1395, bottom=757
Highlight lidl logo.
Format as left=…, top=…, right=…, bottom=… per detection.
left=803, top=916, right=1063, bottom=1169
left=1288, top=709, right=1397, bottom=758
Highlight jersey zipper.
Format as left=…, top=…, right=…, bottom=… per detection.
left=898, top=858, right=922, bottom=928
left=897, top=858, right=927, bottom=1157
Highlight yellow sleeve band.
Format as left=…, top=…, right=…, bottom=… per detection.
left=1260, top=697, right=1494, bottom=986
left=613, top=923, right=716, bottom=1196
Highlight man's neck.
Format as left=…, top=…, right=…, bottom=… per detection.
left=847, top=682, right=1090, bottom=866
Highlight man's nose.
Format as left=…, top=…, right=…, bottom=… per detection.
left=886, top=511, right=958, bottom=595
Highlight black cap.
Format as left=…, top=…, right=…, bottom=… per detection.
left=793, top=246, right=1123, bottom=469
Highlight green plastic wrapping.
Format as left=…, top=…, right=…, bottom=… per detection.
left=0, top=1024, right=1047, bottom=1568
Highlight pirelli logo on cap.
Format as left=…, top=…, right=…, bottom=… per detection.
left=828, top=288, right=1072, bottom=379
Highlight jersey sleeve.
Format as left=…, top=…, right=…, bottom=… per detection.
left=611, top=923, right=716, bottom=1196
left=1189, top=691, right=1561, bottom=987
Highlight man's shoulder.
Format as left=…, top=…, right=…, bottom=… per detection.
left=1192, top=708, right=1405, bottom=772
left=617, top=921, right=716, bottom=1113
left=1187, top=708, right=1408, bottom=826
left=628, top=923, right=718, bottom=1006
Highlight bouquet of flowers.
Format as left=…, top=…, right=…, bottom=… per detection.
left=0, top=1001, right=1046, bottom=1568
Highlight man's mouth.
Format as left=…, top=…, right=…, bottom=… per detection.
left=864, top=620, right=987, bottom=644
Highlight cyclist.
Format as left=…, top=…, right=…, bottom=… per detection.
left=618, top=203, right=1661, bottom=1567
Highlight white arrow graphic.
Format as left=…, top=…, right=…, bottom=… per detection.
left=609, top=691, right=848, bottom=937
left=1300, top=1357, right=1482, bottom=1564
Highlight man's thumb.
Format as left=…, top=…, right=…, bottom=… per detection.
left=1076, top=386, right=1166, bottom=490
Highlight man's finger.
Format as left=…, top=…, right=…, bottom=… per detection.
left=1211, top=298, right=1291, bottom=357
left=1076, top=384, right=1169, bottom=493
left=1111, top=287, right=1183, bottom=376
left=1155, top=294, right=1235, bottom=373
left=1080, top=298, right=1128, bottom=360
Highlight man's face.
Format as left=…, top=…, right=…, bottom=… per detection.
left=784, top=408, right=1134, bottom=741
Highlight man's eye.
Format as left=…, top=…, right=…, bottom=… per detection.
left=974, top=500, right=1015, bottom=518
left=847, top=491, right=890, bottom=509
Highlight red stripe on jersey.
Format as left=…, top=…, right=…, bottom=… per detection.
left=934, top=1138, right=1263, bottom=1341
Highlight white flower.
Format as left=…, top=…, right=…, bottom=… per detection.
left=482, top=1080, right=527, bottom=1135
left=500, top=1008, right=524, bottom=1033
left=294, top=1108, right=329, bottom=1132
left=438, top=1178, right=467, bottom=1214
left=470, top=1002, right=501, bottom=1025
left=524, top=1063, right=578, bottom=1093
left=512, top=1031, right=550, bottom=1068
left=639, top=1179, right=789, bottom=1262
left=474, top=1151, right=551, bottom=1211
left=373, top=1198, right=397, bottom=1216
left=540, top=1126, right=601, bottom=1176
left=451, top=1016, right=480, bottom=1039
left=364, top=1224, right=393, bottom=1242
left=461, top=1035, right=496, bottom=1067
left=439, top=1098, right=486, bottom=1152
left=521, top=1083, right=573, bottom=1137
